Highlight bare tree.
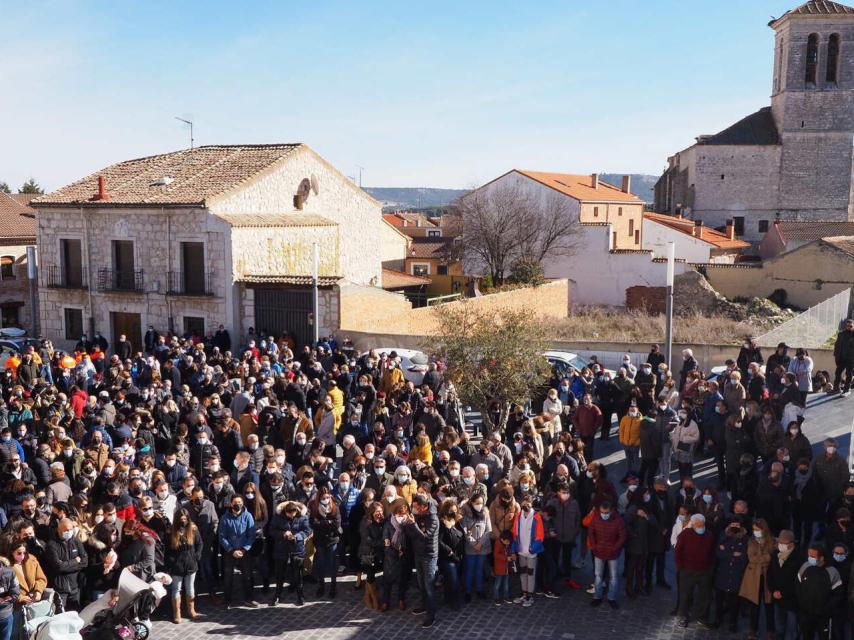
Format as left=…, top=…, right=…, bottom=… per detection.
left=454, top=181, right=580, bottom=285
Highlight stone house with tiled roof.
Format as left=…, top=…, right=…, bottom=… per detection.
left=31, top=144, right=382, bottom=350
left=643, top=211, right=750, bottom=263
left=758, top=218, right=854, bottom=258
left=0, top=194, right=37, bottom=331
left=654, top=1, right=854, bottom=241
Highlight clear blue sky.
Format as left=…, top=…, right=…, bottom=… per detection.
left=0, top=0, right=803, bottom=191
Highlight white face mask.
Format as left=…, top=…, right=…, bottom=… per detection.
left=778, top=543, right=790, bottom=553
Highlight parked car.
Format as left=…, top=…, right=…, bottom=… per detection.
left=543, top=350, right=616, bottom=378
left=366, top=348, right=430, bottom=386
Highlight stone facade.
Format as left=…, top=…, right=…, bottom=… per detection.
left=655, top=4, right=854, bottom=241
left=0, top=247, right=36, bottom=333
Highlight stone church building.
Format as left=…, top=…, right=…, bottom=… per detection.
left=654, top=0, right=854, bottom=241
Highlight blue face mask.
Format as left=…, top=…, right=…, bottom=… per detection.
left=807, top=556, right=818, bottom=566
left=833, top=553, right=847, bottom=563
left=696, top=527, right=706, bottom=535
left=702, top=494, right=713, bottom=504
left=600, top=512, right=611, bottom=521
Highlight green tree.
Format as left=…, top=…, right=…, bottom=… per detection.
left=428, top=304, right=550, bottom=436
left=18, top=178, right=43, bottom=194
left=0, top=182, right=10, bottom=194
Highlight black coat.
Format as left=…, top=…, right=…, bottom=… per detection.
left=46, top=537, right=88, bottom=599
left=438, top=522, right=465, bottom=563
left=309, top=508, right=341, bottom=548
left=358, top=518, right=385, bottom=566
left=165, top=528, right=203, bottom=576
left=405, top=502, right=439, bottom=560
left=714, top=532, right=748, bottom=592
left=639, top=421, right=663, bottom=460
left=766, top=548, right=803, bottom=611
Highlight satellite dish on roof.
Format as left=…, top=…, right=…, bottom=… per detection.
left=310, top=174, right=320, bottom=195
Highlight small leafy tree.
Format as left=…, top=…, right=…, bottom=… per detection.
left=428, top=304, right=550, bottom=436
left=18, top=178, right=43, bottom=194
left=510, top=257, right=545, bottom=285
left=0, top=182, right=10, bottom=194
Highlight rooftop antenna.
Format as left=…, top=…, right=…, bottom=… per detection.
left=356, top=165, right=364, bottom=188
left=175, top=116, right=194, bottom=149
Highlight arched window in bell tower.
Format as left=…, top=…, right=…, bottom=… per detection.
left=826, top=33, right=840, bottom=85
left=805, top=33, right=819, bottom=87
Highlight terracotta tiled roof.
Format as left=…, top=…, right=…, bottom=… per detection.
left=236, top=274, right=340, bottom=286
left=383, top=212, right=439, bottom=229
left=33, top=144, right=303, bottom=206
left=643, top=212, right=750, bottom=250
left=821, top=235, right=854, bottom=258
left=775, top=220, right=854, bottom=243
left=215, top=213, right=336, bottom=228
left=0, top=193, right=37, bottom=240
left=695, top=107, right=780, bottom=146
left=408, top=237, right=455, bottom=259
left=770, top=1, right=854, bottom=26
left=382, top=268, right=431, bottom=289
left=516, top=171, right=642, bottom=203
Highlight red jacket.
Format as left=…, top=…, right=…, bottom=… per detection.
left=587, top=512, right=626, bottom=561
left=674, top=528, right=716, bottom=571
left=572, top=405, right=603, bottom=437
left=70, top=390, right=88, bottom=419
left=493, top=539, right=511, bottom=576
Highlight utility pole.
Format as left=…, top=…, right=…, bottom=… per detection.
left=356, top=166, right=364, bottom=188
left=312, top=242, right=319, bottom=346
left=175, top=117, right=194, bottom=149
left=664, top=241, right=675, bottom=370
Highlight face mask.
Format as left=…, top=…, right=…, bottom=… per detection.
left=157, top=490, right=169, bottom=500
left=463, top=477, right=474, bottom=486
left=734, top=422, right=742, bottom=428
left=472, top=503, right=483, bottom=512
left=320, top=497, right=330, bottom=506
left=296, top=438, right=306, bottom=446
left=695, top=527, right=705, bottom=535
left=395, top=515, right=407, bottom=525
left=827, top=447, right=837, bottom=455
left=103, top=468, right=114, bottom=476
left=659, top=404, right=667, bottom=411
left=702, top=494, right=713, bottom=504
left=627, top=484, right=638, bottom=493
left=198, top=438, right=208, bottom=446
left=521, top=505, right=531, bottom=513
left=374, top=467, right=385, bottom=476
left=753, top=530, right=763, bottom=539
left=677, top=514, right=688, bottom=523
left=833, top=553, right=847, bottom=563
left=142, top=508, right=154, bottom=518
left=232, top=505, right=243, bottom=514
left=807, top=556, right=818, bottom=566
left=386, top=495, right=395, bottom=504
left=276, top=456, right=286, bottom=465
left=520, top=482, right=529, bottom=491
left=449, top=469, right=459, bottom=478
left=61, top=530, right=74, bottom=541
left=642, top=494, right=651, bottom=503
left=365, top=452, right=375, bottom=461
left=585, top=470, right=593, bottom=479
left=245, top=493, right=255, bottom=500
left=165, top=459, right=176, bottom=468
left=94, top=515, right=104, bottom=524
left=600, top=512, right=611, bottom=521
left=213, top=482, right=223, bottom=492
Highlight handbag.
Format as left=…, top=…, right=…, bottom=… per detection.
left=676, top=441, right=693, bottom=453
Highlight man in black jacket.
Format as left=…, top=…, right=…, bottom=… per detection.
left=405, top=494, right=439, bottom=628
left=767, top=529, right=802, bottom=640
left=46, top=518, right=88, bottom=610
left=832, top=318, right=854, bottom=396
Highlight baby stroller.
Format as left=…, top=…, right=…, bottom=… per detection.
left=24, top=591, right=85, bottom=640
left=79, top=570, right=168, bottom=640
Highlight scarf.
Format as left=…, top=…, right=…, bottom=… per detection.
left=792, top=469, right=812, bottom=499
left=390, top=516, right=406, bottom=552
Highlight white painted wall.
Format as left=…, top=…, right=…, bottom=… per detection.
left=642, top=218, right=714, bottom=263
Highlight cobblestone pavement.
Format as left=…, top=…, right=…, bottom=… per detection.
left=150, top=392, right=853, bottom=640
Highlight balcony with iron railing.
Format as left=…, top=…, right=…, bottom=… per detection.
left=44, top=265, right=88, bottom=290
left=166, top=270, right=215, bottom=296
left=96, top=269, right=144, bottom=293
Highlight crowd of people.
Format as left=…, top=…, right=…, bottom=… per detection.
left=0, top=322, right=850, bottom=638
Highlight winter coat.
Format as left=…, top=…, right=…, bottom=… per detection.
left=0, top=563, right=19, bottom=620
left=766, top=548, right=803, bottom=611
left=310, top=506, right=342, bottom=548
left=269, top=502, right=311, bottom=559
left=755, top=480, right=791, bottom=534
left=12, top=555, right=46, bottom=601
left=358, top=518, right=385, bottom=566
left=511, top=510, right=545, bottom=556
left=724, top=425, right=752, bottom=473
left=670, top=419, right=700, bottom=463
left=217, top=508, right=255, bottom=552
left=787, top=356, right=813, bottom=393
left=587, top=511, right=627, bottom=561
left=618, top=415, right=642, bottom=447
left=488, top=496, right=520, bottom=541
left=460, top=504, right=492, bottom=556
left=119, top=535, right=157, bottom=582
left=639, top=419, right=663, bottom=460
left=739, top=537, right=773, bottom=605
left=834, top=329, right=854, bottom=364
left=784, top=432, right=812, bottom=465
left=165, top=528, right=203, bottom=576
left=714, top=532, right=748, bottom=592
left=723, top=382, right=747, bottom=413
left=753, top=420, right=784, bottom=460
left=546, top=496, right=580, bottom=544
left=624, top=507, right=657, bottom=555
left=405, top=501, right=439, bottom=560
left=493, top=538, right=512, bottom=576
left=45, top=536, right=87, bottom=599
left=438, top=522, right=465, bottom=564
left=811, top=453, right=849, bottom=504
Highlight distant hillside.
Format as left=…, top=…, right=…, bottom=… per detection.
left=599, top=174, right=657, bottom=203
left=364, top=187, right=468, bottom=210
left=365, top=174, right=658, bottom=212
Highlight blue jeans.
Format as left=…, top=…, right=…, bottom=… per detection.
left=0, top=614, right=12, bottom=640
left=440, top=560, right=460, bottom=607
left=493, top=574, right=509, bottom=600
left=170, top=573, right=197, bottom=598
left=623, top=446, right=639, bottom=473
left=594, top=557, right=619, bottom=601
left=464, top=554, right=486, bottom=594
left=414, top=558, right=437, bottom=618
left=774, top=604, right=798, bottom=640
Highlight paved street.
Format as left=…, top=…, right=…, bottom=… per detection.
left=149, top=392, right=853, bottom=640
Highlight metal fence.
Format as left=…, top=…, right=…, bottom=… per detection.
left=754, top=287, right=852, bottom=349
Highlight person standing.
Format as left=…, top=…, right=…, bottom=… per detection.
left=217, top=494, right=258, bottom=609
left=511, top=494, right=544, bottom=608
left=767, top=530, right=802, bottom=640
left=309, top=487, right=342, bottom=599
left=460, top=494, right=491, bottom=602
left=674, top=513, right=716, bottom=628
left=588, top=500, right=626, bottom=609
left=269, top=501, right=311, bottom=607
left=797, top=544, right=844, bottom=640
left=711, top=518, right=748, bottom=632
left=0, top=551, right=19, bottom=640
left=404, top=494, right=439, bottom=628
left=572, top=394, right=603, bottom=460
left=739, top=519, right=775, bottom=640
left=166, top=509, right=203, bottom=624
left=832, top=319, right=854, bottom=396
left=671, top=409, right=700, bottom=481
left=618, top=404, right=642, bottom=477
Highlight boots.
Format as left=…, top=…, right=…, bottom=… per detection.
left=186, top=597, right=199, bottom=620
left=172, top=596, right=183, bottom=624
left=363, top=582, right=378, bottom=609
left=296, top=588, right=305, bottom=606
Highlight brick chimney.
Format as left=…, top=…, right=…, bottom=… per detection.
left=92, top=175, right=110, bottom=201
left=725, top=219, right=735, bottom=240
left=591, top=173, right=599, bottom=189
left=621, top=175, right=631, bottom=193
left=692, top=220, right=703, bottom=238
